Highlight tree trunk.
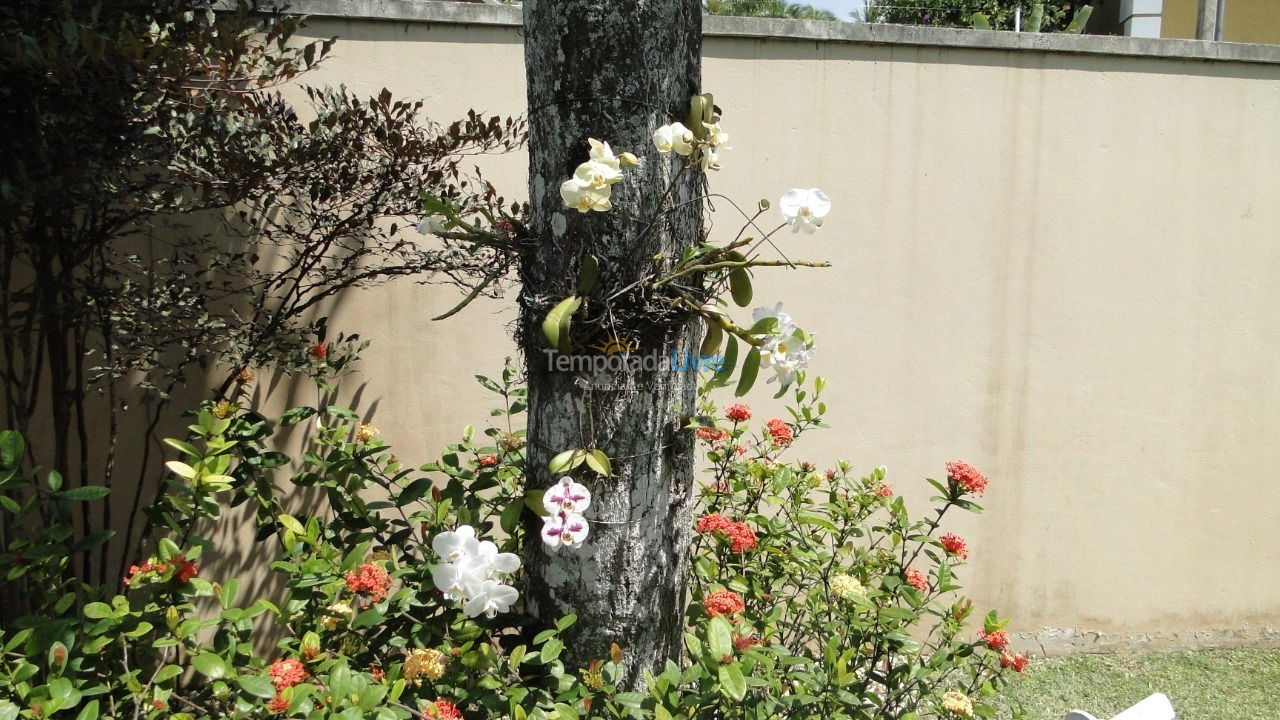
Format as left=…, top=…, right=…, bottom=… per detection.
left=521, top=0, right=704, bottom=688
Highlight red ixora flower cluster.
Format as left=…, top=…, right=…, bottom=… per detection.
left=477, top=454, right=499, bottom=468
left=733, top=630, right=761, bottom=650
left=696, top=427, right=729, bottom=445
left=268, top=659, right=309, bottom=690
left=904, top=568, right=928, bottom=592
left=268, top=694, right=291, bottom=714
left=765, top=419, right=793, bottom=447
left=309, top=341, right=329, bottom=360
left=1000, top=651, right=1030, bottom=674
left=978, top=629, right=1010, bottom=651
left=939, top=533, right=969, bottom=560
left=874, top=483, right=894, bottom=499
left=696, top=514, right=758, bottom=553
left=725, top=404, right=752, bottom=423
left=425, top=700, right=463, bottom=719
left=703, top=589, right=746, bottom=618
left=345, top=562, right=391, bottom=600
left=946, top=460, right=988, bottom=496
left=173, top=556, right=199, bottom=583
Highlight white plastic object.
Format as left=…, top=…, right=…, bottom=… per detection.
left=1062, top=693, right=1176, bottom=720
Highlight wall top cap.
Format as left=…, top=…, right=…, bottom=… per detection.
left=243, top=0, right=1280, bottom=67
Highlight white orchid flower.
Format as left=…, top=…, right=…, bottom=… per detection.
left=768, top=357, right=805, bottom=387
left=760, top=334, right=813, bottom=386
left=779, top=187, right=831, bottom=234
left=541, top=511, right=590, bottom=550
left=430, top=559, right=484, bottom=601
left=431, top=525, right=479, bottom=563
left=417, top=214, right=450, bottom=236
left=760, top=332, right=807, bottom=365
left=560, top=178, right=612, bottom=213
left=472, top=540, right=522, bottom=580
left=543, top=476, right=591, bottom=514
left=462, top=579, right=520, bottom=618
left=752, top=302, right=797, bottom=336
left=430, top=525, right=521, bottom=616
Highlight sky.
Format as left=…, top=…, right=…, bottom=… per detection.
left=807, top=0, right=872, bottom=19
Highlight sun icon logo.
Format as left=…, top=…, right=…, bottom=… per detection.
left=588, top=332, right=640, bottom=356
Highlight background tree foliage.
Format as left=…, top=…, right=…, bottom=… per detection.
left=0, top=0, right=523, bottom=605
left=704, top=0, right=840, bottom=21
left=864, top=0, right=1086, bottom=31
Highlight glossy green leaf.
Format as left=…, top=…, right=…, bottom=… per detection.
left=0, top=431, right=24, bottom=470
left=585, top=450, right=612, bottom=477
left=192, top=652, right=227, bottom=679
left=728, top=267, right=753, bottom=308
left=58, top=486, right=110, bottom=501
left=541, top=296, right=581, bottom=354
left=735, top=348, right=761, bottom=397
left=717, top=663, right=747, bottom=701
left=238, top=674, right=277, bottom=699
left=577, top=254, right=599, bottom=295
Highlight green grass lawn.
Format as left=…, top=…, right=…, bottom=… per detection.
left=995, top=648, right=1280, bottom=719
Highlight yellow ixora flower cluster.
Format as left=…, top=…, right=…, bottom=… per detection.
left=403, top=648, right=450, bottom=685
left=941, top=690, right=974, bottom=717
left=355, top=423, right=379, bottom=444
left=559, top=139, right=639, bottom=213
left=319, top=602, right=351, bottom=631
left=828, top=573, right=866, bottom=599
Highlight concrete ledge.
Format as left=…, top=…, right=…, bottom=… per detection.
left=274, top=0, right=1280, bottom=66
left=1019, top=624, right=1280, bottom=656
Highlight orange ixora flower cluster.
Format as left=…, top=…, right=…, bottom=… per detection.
left=345, top=562, right=391, bottom=600
left=703, top=589, right=746, bottom=618
left=696, top=513, right=758, bottom=553
left=946, top=460, right=988, bottom=496
left=123, top=556, right=198, bottom=585
left=268, top=658, right=309, bottom=690
left=904, top=568, right=929, bottom=592
left=765, top=418, right=793, bottom=447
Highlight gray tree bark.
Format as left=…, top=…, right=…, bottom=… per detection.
left=520, top=0, right=704, bottom=689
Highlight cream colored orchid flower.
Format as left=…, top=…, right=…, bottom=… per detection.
left=653, top=122, right=694, bottom=155
left=560, top=178, right=612, bottom=213
left=704, top=122, right=731, bottom=148
left=573, top=159, right=622, bottom=189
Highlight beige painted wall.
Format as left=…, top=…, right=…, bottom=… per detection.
left=271, top=11, right=1280, bottom=653
left=1163, top=0, right=1280, bottom=43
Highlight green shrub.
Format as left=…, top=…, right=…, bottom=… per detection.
left=0, top=363, right=1024, bottom=719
